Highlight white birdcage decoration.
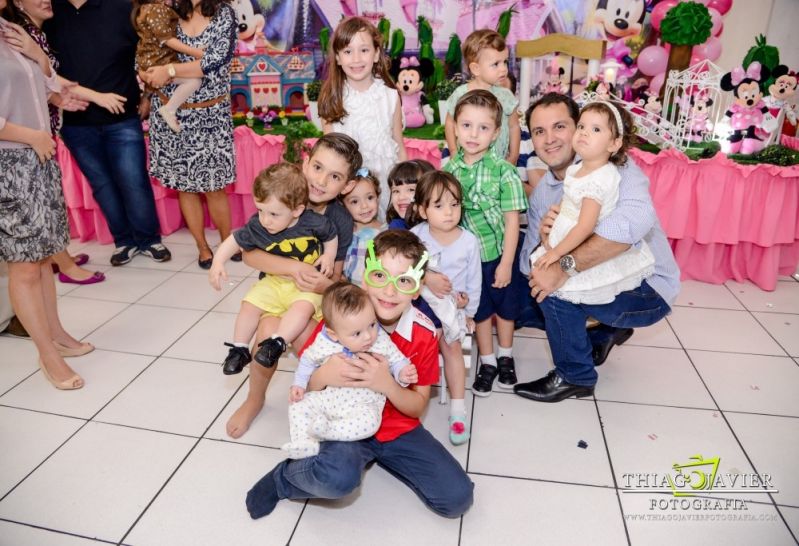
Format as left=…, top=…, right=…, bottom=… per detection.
left=661, top=59, right=730, bottom=150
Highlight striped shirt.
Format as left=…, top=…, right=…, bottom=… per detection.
left=444, top=148, right=527, bottom=262
left=519, top=158, right=680, bottom=306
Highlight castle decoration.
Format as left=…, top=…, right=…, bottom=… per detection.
left=231, top=34, right=316, bottom=113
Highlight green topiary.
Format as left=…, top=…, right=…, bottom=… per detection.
left=305, top=80, right=322, bottom=102
left=743, top=35, right=780, bottom=90
left=660, top=2, right=712, bottom=46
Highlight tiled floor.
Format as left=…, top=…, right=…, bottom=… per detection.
left=1, top=230, right=798, bottom=546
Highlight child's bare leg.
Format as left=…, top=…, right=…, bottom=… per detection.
left=233, top=302, right=263, bottom=344
left=496, top=316, right=515, bottom=350
left=160, top=77, right=201, bottom=131
left=475, top=318, right=495, bottom=361
left=440, top=338, right=466, bottom=401
left=227, top=316, right=317, bottom=439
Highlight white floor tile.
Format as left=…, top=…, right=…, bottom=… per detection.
left=88, top=304, right=205, bottom=356
left=596, top=345, right=715, bottom=409
left=56, top=296, right=129, bottom=340
left=0, top=350, right=154, bottom=419
left=0, top=422, right=195, bottom=543
left=725, top=412, right=799, bottom=507
left=667, top=307, right=786, bottom=356
left=469, top=395, right=612, bottom=487
left=138, top=271, right=243, bottom=311
left=492, top=337, right=554, bottom=394
left=67, top=267, right=175, bottom=304
left=0, top=521, right=105, bottom=546
left=95, top=357, right=244, bottom=437
left=127, top=439, right=301, bottom=546
left=690, top=351, right=799, bottom=416
left=205, top=369, right=294, bottom=448
left=624, top=319, right=682, bottom=349
left=0, top=407, right=84, bottom=497
left=164, top=311, right=239, bottom=364
left=674, top=280, right=745, bottom=310
left=162, top=227, right=221, bottom=247
left=726, top=280, right=799, bottom=314
left=781, top=506, right=799, bottom=540
left=752, top=312, right=799, bottom=357
left=0, top=337, right=39, bottom=395
left=621, top=493, right=795, bottom=546
left=599, top=402, right=761, bottom=502
left=294, top=464, right=461, bottom=546
left=461, top=475, right=626, bottom=546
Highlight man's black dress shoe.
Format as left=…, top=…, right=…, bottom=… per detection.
left=592, top=328, right=634, bottom=366
left=513, top=370, right=595, bottom=402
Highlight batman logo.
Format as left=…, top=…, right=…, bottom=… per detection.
left=265, top=236, right=322, bottom=264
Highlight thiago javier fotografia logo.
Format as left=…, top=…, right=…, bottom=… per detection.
left=621, top=454, right=778, bottom=512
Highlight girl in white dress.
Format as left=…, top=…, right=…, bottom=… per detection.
left=319, top=16, right=407, bottom=215
left=530, top=101, right=655, bottom=304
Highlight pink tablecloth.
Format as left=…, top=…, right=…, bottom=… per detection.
left=59, top=129, right=443, bottom=245
left=630, top=147, right=799, bottom=291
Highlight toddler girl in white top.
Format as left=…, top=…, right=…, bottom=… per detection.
left=410, top=171, right=482, bottom=446
left=319, top=16, right=407, bottom=215
left=531, top=101, right=655, bottom=304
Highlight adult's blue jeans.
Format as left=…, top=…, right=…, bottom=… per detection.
left=270, top=425, right=474, bottom=518
left=60, top=117, right=161, bottom=249
left=538, top=280, right=671, bottom=387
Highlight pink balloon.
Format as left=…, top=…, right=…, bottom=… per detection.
left=708, top=8, right=722, bottom=36
left=638, top=45, right=669, bottom=77
left=694, top=36, right=722, bottom=62
left=690, top=54, right=703, bottom=66
left=649, top=72, right=666, bottom=95
left=707, top=0, right=733, bottom=15
left=714, top=21, right=724, bottom=36
left=650, top=0, right=678, bottom=32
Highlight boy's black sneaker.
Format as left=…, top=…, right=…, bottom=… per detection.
left=222, top=343, right=251, bottom=375
left=472, top=364, right=499, bottom=397
left=497, top=356, right=518, bottom=389
left=254, top=336, right=287, bottom=368
left=110, top=246, right=139, bottom=266
left=140, top=243, right=172, bottom=262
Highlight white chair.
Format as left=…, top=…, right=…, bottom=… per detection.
left=439, top=334, right=478, bottom=405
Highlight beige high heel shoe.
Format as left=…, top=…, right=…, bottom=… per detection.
left=38, top=359, right=84, bottom=390
left=53, top=340, right=95, bottom=357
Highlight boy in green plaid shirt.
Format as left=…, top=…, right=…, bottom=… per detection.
left=444, top=90, right=527, bottom=396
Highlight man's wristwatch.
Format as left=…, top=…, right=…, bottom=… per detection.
left=559, top=254, right=578, bottom=277
left=167, top=63, right=176, bottom=78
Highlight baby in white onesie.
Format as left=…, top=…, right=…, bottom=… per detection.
left=283, top=282, right=418, bottom=459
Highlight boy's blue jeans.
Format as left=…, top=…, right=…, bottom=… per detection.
left=536, top=280, right=671, bottom=387
left=270, top=425, right=474, bottom=518
left=60, top=117, right=161, bottom=249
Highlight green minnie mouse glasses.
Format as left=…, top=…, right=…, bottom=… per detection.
left=363, top=240, right=429, bottom=295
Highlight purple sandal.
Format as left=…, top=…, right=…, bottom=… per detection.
left=58, top=271, right=105, bottom=285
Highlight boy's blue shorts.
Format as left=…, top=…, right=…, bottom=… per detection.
left=474, top=256, right=527, bottom=323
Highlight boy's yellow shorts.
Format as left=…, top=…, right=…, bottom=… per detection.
left=243, top=275, right=323, bottom=321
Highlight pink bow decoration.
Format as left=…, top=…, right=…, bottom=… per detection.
left=400, top=56, right=420, bottom=69
left=731, top=62, right=762, bottom=86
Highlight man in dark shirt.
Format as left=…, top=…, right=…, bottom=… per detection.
left=46, top=0, right=171, bottom=266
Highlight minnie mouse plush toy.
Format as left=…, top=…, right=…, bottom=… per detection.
left=720, top=62, right=777, bottom=154
left=391, top=56, right=434, bottom=128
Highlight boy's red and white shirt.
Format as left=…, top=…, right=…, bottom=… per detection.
left=298, top=306, right=438, bottom=443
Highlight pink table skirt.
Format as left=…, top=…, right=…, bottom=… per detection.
left=629, top=147, right=799, bottom=290
left=58, top=127, right=442, bottom=244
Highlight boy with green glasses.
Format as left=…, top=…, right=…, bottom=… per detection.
left=247, top=230, right=474, bottom=519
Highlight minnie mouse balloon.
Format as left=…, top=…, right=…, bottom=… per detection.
left=638, top=45, right=669, bottom=77
left=694, top=36, right=722, bottom=62
left=708, top=8, right=723, bottom=36
left=707, top=0, right=733, bottom=15
left=650, top=0, right=678, bottom=32
left=649, top=72, right=666, bottom=95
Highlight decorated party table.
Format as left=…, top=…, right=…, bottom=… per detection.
left=630, top=147, right=799, bottom=291
left=57, top=126, right=798, bottom=291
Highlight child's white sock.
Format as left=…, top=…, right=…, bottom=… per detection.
left=480, top=354, right=497, bottom=367
left=233, top=342, right=248, bottom=348
left=497, top=346, right=513, bottom=359
left=450, top=398, right=466, bottom=417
